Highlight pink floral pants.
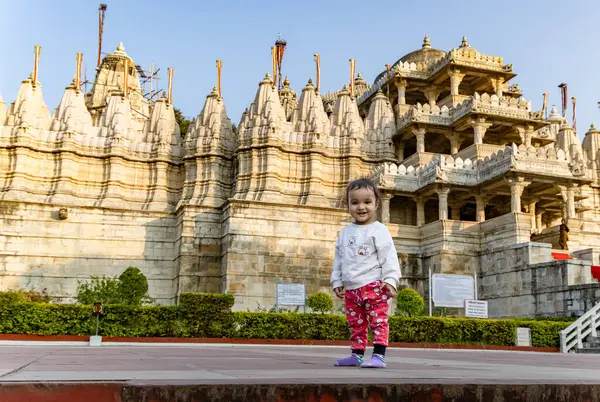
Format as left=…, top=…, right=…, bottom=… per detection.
left=344, top=280, right=390, bottom=350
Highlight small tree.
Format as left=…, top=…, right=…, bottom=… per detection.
left=118, top=266, right=151, bottom=305
left=306, top=291, right=334, bottom=314
left=75, top=266, right=152, bottom=306
left=395, top=288, right=424, bottom=317
left=76, top=276, right=122, bottom=305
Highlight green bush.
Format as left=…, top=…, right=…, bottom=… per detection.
left=0, top=289, right=53, bottom=304
left=75, top=266, right=152, bottom=306
left=0, top=291, right=570, bottom=348
left=179, top=293, right=235, bottom=337
left=306, top=292, right=334, bottom=314
left=395, top=288, right=424, bottom=317
left=117, top=267, right=151, bottom=305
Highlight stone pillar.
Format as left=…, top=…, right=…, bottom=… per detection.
left=470, top=116, right=492, bottom=145
left=515, top=125, right=534, bottom=148
left=566, top=185, right=576, bottom=219
left=475, top=195, right=486, bottom=222
left=437, top=187, right=450, bottom=221
left=380, top=193, right=393, bottom=224
left=448, top=68, right=466, bottom=96
left=506, top=178, right=528, bottom=213
left=423, top=85, right=441, bottom=107
left=447, top=132, right=463, bottom=155
left=396, top=79, right=407, bottom=106
left=413, top=126, right=426, bottom=153
left=415, top=196, right=425, bottom=226
left=488, top=76, right=505, bottom=98
left=536, top=208, right=544, bottom=232
left=528, top=198, right=538, bottom=233
left=395, top=141, right=405, bottom=161
left=450, top=203, right=462, bottom=220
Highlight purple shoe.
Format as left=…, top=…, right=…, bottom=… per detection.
left=360, top=353, right=386, bottom=368
left=334, top=354, right=363, bottom=367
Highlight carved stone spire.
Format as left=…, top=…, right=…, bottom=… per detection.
left=422, top=34, right=431, bottom=49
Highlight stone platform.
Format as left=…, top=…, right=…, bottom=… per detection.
left=0, top=344, right=599, bottom=401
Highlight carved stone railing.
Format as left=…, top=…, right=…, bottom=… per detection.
left=396, top=103, right=452, bottom=132
left=454, top=143, right=506, bottom=161
left=373, top=143, right=574, bottom=192
left=429, top=48, right=508, bottom=77
left=401, top=151, right=437, bottom=168
left=452, top=93, right=533, bottom=122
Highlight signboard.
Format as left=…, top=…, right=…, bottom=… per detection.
left=465, top=300, right=488, bottom=318
left=432, top=274, right=475, bottom=308
left=276, top=283, right=306, bottom=306
left=516, top=327, right=531, bottom=347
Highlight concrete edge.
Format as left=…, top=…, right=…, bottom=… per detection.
left=0, top=334, right=560, bottom=353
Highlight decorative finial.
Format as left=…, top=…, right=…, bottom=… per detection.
left=307, top=78, right=313, bottom=85
left=161, top=90, right=167, bottom=99
left=422, top=34, right=431, bottom=49
left=590, top=123, right=597, bottom=131
left=548, top=105, right=563, bottom=123
left=211, top=85, right=219, bottom=95
left=283, top=76, right=290, bottom=87
left=117, top=41, right=125, bottom=52
left=460, top=36, right=469, bottom=48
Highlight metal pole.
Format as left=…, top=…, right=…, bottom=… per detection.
left=95, top=315, right=100, bottom=336
left=473, top=270, right=478, bottom=300
left=429, top=267, right=433, bottom=316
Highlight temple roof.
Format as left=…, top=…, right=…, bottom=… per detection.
left=397, top=35, right=446, bottom=65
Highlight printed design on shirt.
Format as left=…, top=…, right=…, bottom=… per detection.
left=348, top=236, right=357, bottom=246
left=357, top=246, right=370, bottom=256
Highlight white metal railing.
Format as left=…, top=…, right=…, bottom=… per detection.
left=560, top=302, right=600, bottom=353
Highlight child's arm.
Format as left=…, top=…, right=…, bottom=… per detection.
left=330, top=234, right=343, bottom=290
left=375, top=226, right=401, bottom=290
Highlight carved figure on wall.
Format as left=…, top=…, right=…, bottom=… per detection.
left=558, top=218, right=569, bottom=250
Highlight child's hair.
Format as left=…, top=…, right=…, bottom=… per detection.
left=345, top=178, right=381, bottom=208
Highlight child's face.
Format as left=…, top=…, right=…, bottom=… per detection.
left=348, top=187, right=378, bottom=225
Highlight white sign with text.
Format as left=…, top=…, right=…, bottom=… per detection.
left=276, top=283, right=306, bottom=306
left=465, top=299, right=488, bottom=318
left=432, top=274, right=475, bottom=308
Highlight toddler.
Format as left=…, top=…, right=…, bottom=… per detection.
left=330, top=178, right=401, bottom=368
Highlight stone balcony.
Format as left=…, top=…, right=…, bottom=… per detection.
left=454, top=143, right=506, bottom=161
left=437, top=94, right=470, bottom=109
left=401, top=151, right=438, bottom=168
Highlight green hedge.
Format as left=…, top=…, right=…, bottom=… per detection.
left=0, top=292, right=570, bottom=348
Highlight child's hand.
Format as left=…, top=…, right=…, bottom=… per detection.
left=334, top=287, right=345, bottom=299
left=383, top=283, right=397, bottom=298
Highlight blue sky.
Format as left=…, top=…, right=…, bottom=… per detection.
left=1, top=0, right=599, bottom=136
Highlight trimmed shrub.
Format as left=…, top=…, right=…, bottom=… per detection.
left=306, top=292, right=334, bottom=314
left=395, top=288, right=424, bottom=317
left=0, top=291, right=570, bottom=348
left=179, top=293, right=235, bottom=337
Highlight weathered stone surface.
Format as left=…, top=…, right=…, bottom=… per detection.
left=1, top=38, right=599, bottom=315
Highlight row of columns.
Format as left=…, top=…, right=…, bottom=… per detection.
left=393, top=70, right=505, bottom=109
left=379, top=180, right=579, bottom=226
left=395, top=119, right=538, bottom=162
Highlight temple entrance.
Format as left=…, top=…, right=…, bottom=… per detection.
left=389, top=196, right=417, bottom=225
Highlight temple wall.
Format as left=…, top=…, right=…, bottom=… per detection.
left=478, top=241, right=599, bottom=317
left=0, top=201, right=179, bottom=304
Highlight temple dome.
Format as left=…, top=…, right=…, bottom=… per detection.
left=397, top=35, right=446, bottom=65
left=373, top=35, right=446, bottom=83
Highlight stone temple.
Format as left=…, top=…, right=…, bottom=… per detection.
left=1, top=36, right=599, bottom=317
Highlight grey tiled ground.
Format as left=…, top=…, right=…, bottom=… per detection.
left=0, top=344, right=599, bottom=385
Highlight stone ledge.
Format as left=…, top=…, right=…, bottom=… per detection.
left=0, top=383, right=598, bottom=402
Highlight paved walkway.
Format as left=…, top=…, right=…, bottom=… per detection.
left=0, top=343, right=599, bottom=385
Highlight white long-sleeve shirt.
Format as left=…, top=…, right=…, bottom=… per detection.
left=330, top=221, right=401, bottom=291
